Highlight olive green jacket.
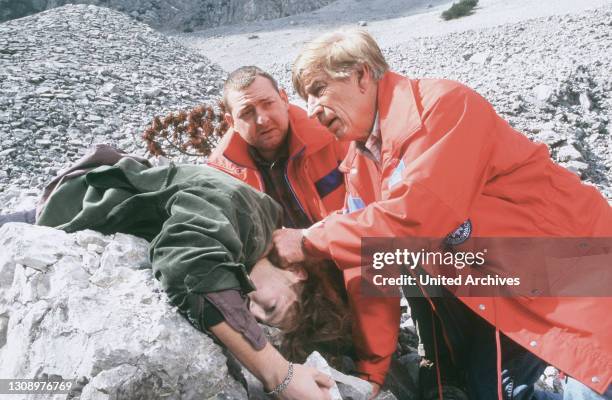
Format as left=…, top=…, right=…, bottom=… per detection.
left=37, top=158, right=282, bottom=330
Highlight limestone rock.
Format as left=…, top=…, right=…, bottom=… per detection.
left=304, top=351, right=383, bottom=400
left=563, top=160, right=589, bottom=176
left=0, top=223, right=246, bottom=400
left=305, top=351, right=344, bottom=400
left=538, top=130, right=565, bottom=147
left=533, top=84, right=556, bottom=104
left=557, top=144, right=584, bottom=162
left=468, top=52, right=491, bottom=65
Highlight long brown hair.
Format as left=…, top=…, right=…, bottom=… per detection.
left=280, top=260, right=353, bottom=368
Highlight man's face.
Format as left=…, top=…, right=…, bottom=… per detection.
left=304, top=69, right=375, bottom=142
left=247, top=258, right=306, bottom=329
left=225, top=76, right=290, bottom=159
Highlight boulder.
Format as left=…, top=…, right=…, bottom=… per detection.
left=0, top=223, right=246, bottom=400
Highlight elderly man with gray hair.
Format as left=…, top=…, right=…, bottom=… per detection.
left=271, top=29, right=612, bottom=400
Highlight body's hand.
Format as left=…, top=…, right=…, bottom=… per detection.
left=279, top=364, right=333, bottom=400
left=270, top=228, right=306, bottom=268
left=209, top=323, right=332, bottom=399
left=368, top=382, right=381, bottom=399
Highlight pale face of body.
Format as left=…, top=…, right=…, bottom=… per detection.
left=304, top=66, right=378, bottom=142
left=225, top=76, right=291, bottom=161
left=247, top=257, right=307, bottom=329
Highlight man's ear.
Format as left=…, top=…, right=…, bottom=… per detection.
left=278, top=88, right=289, bottom=105
left=224, top=112, right=234, bottom=129
left=356, top=64, right=372, bottom=92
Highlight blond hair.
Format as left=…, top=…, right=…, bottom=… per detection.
left=292, top=29, right=389, bottom=99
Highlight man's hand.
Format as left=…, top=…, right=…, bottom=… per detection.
left=270, top=228, right=306, bottom=268
left=280, top=364, right=333, bottom=400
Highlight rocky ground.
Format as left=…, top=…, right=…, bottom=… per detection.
left=0, top=0, right=334, bottom=31
left=174, top=0, right=612, bottom=73
left=0, top=5, right=225, bottom=192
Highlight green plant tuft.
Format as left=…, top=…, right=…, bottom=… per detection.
left=441, top=0, right=478, bottom=20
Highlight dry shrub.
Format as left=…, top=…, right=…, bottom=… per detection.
left=142, top=100, right=229, bottom=159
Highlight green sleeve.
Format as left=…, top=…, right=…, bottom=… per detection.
left=148, top=186, right=278, bottom=327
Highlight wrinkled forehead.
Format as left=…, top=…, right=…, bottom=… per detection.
left=226, top=78, right=280, bottom=113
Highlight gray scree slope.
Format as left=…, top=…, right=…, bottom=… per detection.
left=0, top=0, right=335, bottom=31
left=0, top=5, right=225, bottom=189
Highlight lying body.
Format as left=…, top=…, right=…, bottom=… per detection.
left=32, top=156, right=344, bottom=399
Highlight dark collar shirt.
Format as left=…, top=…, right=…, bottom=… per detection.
left=248, top=143, right=312, bottom=229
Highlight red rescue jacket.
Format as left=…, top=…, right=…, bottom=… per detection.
left=208, top=105, right=346, bottom=222
left=303, top=72, right=612, bottom=393
left=207, top=104, right=399, bottom=385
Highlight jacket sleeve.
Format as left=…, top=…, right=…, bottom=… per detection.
left=204, top=289, right=267, bottom=350
left=149, top=187, right=271, bottom=345
left=304, top=85, right=499, bottom=270
left=344, top=268, right=400, bottom=385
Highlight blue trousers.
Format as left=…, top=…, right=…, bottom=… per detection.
left=407, top=294, right=609, bottom=400
left=563, top=377, right=612, bottom=400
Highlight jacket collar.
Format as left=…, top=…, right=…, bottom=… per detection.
left=340, top=72, right=422, bottom=171
left=377, top=71, right=423, bottom=162
left=286, top=104, right=336, bottom=158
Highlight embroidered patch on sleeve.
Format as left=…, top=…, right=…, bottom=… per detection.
left=445, top=219, right=472, bottom=245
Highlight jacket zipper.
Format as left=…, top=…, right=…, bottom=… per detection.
left=285, top=148, right=312, bottom=224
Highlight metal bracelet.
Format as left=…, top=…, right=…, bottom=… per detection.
left=265, top=362, right=294, bottom=397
